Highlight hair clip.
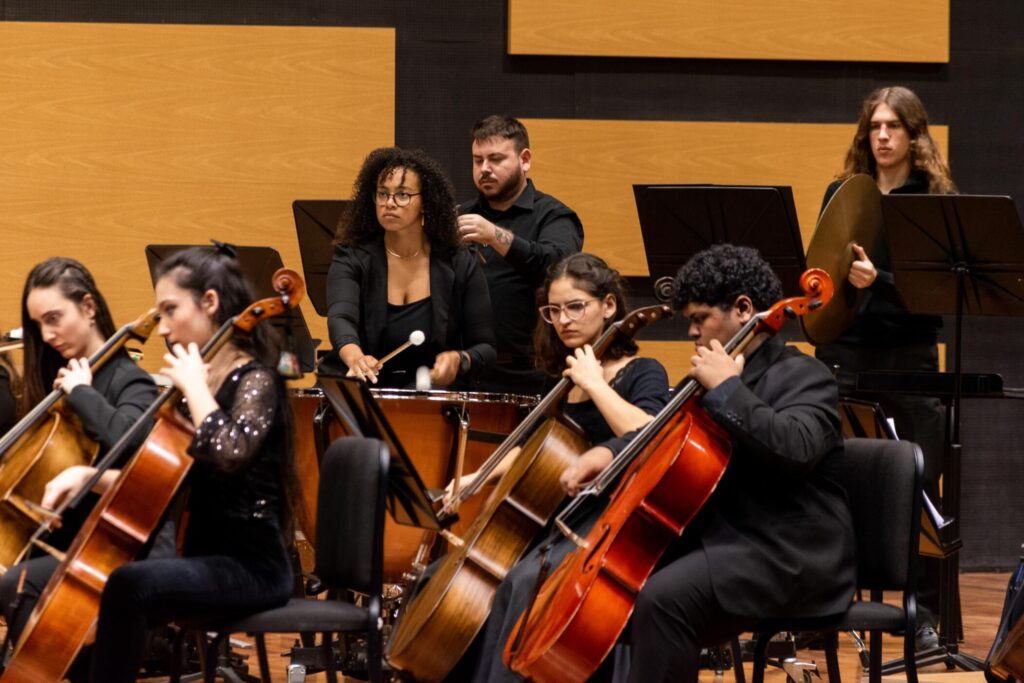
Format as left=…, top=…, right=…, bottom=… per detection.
left=210, top=239, right=238, bottom=259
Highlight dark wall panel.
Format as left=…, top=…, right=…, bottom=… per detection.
left=4, top=0, right=1023, bottom=569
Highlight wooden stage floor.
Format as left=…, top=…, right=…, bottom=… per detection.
left=0, top=571, right=1007, bottom=681
left=161, top=571, right=1012, bottom=682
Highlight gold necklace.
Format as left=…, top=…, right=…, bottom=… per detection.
left=385, top=242, right=422, bottom=260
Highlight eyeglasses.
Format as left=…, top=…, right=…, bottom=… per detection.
left=374, top=191, right=421, bottom=207
left=538, top=299, right=599, bottom=324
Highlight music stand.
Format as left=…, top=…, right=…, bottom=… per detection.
left=144, top=244, right=318, bottom=373
left=881, top=193, right=1024, bottom=671
left=634, top=184, right=807, bottom=297
left=292, top=199, right=350, bottom=317
left=319, top=374, right=443, bottom=531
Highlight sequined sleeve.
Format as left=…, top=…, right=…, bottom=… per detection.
left=188, top=366, right=278, bottom=473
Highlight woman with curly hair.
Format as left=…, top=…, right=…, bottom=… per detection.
left=818, top=85, right=954, bottom=650
left=325, top=147, right=497, bottom=388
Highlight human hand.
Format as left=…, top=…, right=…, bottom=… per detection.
left=346, top=354, right=382, bottom=384
left=457, top=214, right=513, bottom=252
left=560, top=447, right=613, bottom=496
left=443, top=471, right=480, bottom=507
left=54, top=357, right=93, bottom=393
left=430, top=351, right=461, bottom=388
left=848, top=243, right=877, bottom=289
left=160, top=343, right=209, bottom=395
left=689, top=339, right=744, bottom=391
left=41, top=465, right=99, bottom=511
left=562, top=345, right=603, bottom=393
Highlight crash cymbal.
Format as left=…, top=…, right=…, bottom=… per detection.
left=801, top=174, right=883, bottom=346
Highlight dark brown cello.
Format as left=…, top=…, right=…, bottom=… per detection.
left=0, top=268, right=303, bottom=683
left=385, top=304, right=672, bottom=683
left=503, top=269, right=833, bottom=682
left=0, top=309, right=159, bottom=572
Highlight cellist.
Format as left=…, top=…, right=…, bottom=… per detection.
left=451, top=253, right=669, bottom=682
left=37, top=245, right=297, bottom=683
left=0, top=258, right=158, bottom=648
left=623, top=244, right=856, bottom=682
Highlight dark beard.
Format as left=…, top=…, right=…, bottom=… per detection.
left=480, top=166, right=524, bottom=206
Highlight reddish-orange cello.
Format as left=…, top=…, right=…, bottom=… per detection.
left=0, top=269, right=304, bottom=683
left=503, top=268, right=833, bottom=682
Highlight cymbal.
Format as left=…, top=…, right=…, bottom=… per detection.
left=801, top=174, right=883, bottom=346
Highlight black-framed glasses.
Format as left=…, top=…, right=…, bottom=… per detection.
left=374, top=191, right=421, bottom=207
left=538, top=299, right=599, bottom=324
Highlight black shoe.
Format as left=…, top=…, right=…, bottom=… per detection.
left=915, top=626, right=940, bottom=652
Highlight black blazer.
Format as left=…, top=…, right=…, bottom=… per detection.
left=696, top=336, right=856, bottom=619
left=325, top=237, right=497, bottom=379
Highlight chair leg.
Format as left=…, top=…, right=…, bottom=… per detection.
left=255, top=634, right=273, bottom=683
left=903, top=628, right=919, bottom=683
left=868, top=630, right=883, bottom=683
left=730, top=638, right=746, bottom=683
left=366, top=628, right=383, bottom=683
left=206, top=633, right=227, bottom=683
left=169, top=627, right=186, bottom=683
left=752, top=633, right=771, bottom=683
left=824, top=631, right=843, bottom=683
left=322, top=632, right=338, bottom=683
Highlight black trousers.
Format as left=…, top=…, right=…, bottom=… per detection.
left=88, top=544, right=293, bottom=683
left=628, top=547, right=757, bottom=683
left=815, top=341, right=943, bottom=628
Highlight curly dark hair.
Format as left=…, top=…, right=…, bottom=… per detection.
left=533, top=253, right=638, bottom=377
left=672, top=244, right=783, bottom=313
left=334, top=147, right=460, bottom=258
left=20, top=257, right=120, bottom=411
left=838, top=86, right=956, bottom=195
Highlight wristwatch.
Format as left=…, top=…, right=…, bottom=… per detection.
left=458, top=351, right=472, bottom=375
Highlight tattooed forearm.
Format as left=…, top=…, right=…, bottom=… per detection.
left=494, top=226, right=513, bottom=246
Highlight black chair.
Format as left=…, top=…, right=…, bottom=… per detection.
left=751, top=437, right=924, bottom=683
left=179, top=436, right=388, bottom=683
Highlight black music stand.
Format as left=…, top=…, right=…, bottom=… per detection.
left=144, top=244, right=318, bottom=373
left=292, top=199, right=350, bottom=317
left=319, top=374, right=443, bottom=531
left=634, top=184, right=807, bottom=298
left=881, top=194, right=1024, bottom=672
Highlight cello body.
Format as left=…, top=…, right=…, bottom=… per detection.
left=504, top=401, right=730, bottom=682
left=385, top=416, right=588, bottom=681
left=0, top=408, right=98, bottom=571
left=1, top=409, right=194, bottom=683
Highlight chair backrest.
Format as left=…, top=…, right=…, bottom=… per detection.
left=841, top=437, right=923, bottom=592
left=314, top=436, right=389, bottom=596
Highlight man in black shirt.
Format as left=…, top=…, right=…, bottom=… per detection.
left=458, top=115, right=583, bottom=395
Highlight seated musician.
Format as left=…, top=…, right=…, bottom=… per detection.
left=816, top=85, right=954, bottom=648
left=324, top=147, right=497, bottom=389
left=34, top=245, right=297, bottom=682
left=452, top=252, right=669, bottom=682
left=621, top=244, right=856, bottom=682
left=0, top=257, right=158, bottom=650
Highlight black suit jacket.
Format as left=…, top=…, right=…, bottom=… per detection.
left=325, top=237, right=497, bottom=379
left=696, top=336, right=856, bottom=618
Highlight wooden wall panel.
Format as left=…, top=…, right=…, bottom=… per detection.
left=523, top=118, right=949, bottom=277
left=509, top=0, right=949, bottom=62
left=0, top=22, right=395, bottom=370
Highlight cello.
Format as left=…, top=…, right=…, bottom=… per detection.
left=503, top=269, right=833, bottom=682
left=385, top=304, right=672, bottom=682
left=0, top=268, right=303, bottom=683
left=0, top=309, right=159, bottom=572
